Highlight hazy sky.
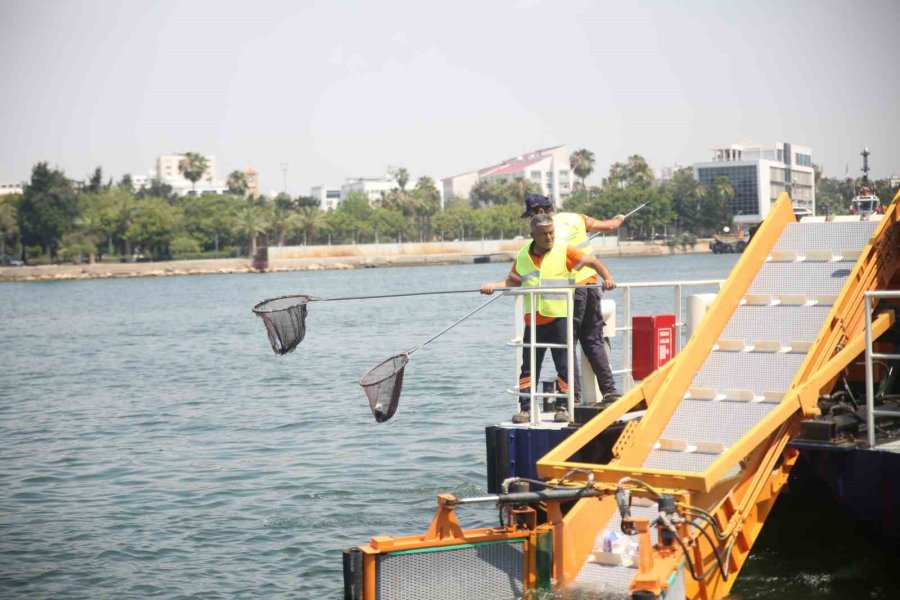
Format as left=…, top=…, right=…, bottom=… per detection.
left=2, top=0, right=898, bottom=195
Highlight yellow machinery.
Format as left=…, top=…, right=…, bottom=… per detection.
left=345, top=192, right=900, bottom=600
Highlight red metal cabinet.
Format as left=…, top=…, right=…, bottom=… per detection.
left=632, top=314, right=676, bottom=380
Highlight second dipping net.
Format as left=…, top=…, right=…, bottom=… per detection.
left=359, top=353, right=409, bottom=423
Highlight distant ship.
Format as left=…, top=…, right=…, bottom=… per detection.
left=849, top=148, right=882, bottom=216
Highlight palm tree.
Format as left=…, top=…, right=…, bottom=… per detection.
left=395, top=167, right=410, bottom=191
left=178, top=152, right=209, bottom=192
left=414, top=176, right=441, bottom=240
left=234, top=205, right=268, bottom=257
left=625, top=155, right=654, bottom=187
left=226, top=170, right=248, bottom=197
left=570, top=149, right=595, bottom=188
left=604, top=162, right=627, bottom=190
left=292, top=207, right=328, bottom=245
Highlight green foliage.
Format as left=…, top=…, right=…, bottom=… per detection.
left=570, top=149, right=595, bottom=187
left=126, top=197, right=183, bottom=259
left=136, top=178, right=175, bottom=201
left=470, top=178, right=541, bottom=208
left=178, top=152, right=209, bottom=190
left=18, top=162, right=79, bottom=258
left=234, top=204, right=269, bottom=256
left=170, top=234, right=201, bottom=256
left=0, top=194, right=21, bottom=257
left=291, top=206, right=330, bottom=244
left=226, top=170, right=248, bottom=196
left=87, top=167, right=105, bottom=193
left=58, top=232, right=97, bottom=263
left=296, top=195, right=320, bottom=209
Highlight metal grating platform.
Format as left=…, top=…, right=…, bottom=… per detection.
left=693, top=351, right=808, bottom=394
left=748, top=261, right=856, bottom=298
left=720, top=305, right=833, bottom=343
left=773, top=220, right=878, bottom=254
left=656, top=398, right=780, bottom=449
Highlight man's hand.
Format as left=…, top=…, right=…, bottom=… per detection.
left=481, top=282, right=499, bottom=294
left=601, top=277, right=616, bottom=291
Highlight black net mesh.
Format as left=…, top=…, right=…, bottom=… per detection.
left=359, top=353, right=409, bottom=422
left=252, top=295, right=310, bottom=355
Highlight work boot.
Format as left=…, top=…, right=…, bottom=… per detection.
left=512, top=410, right=530, bottom=424
left=598, top=393, right=621, bottom=408
left=554, top=408, right=570, bottom=423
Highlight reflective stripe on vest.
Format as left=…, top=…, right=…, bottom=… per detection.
left=515, top=242, right=573, bottom=318
left=553, top=213, right=596, bottom=283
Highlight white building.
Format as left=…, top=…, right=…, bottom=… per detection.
left=340, top=177, right=397, bottom=204
left=0, top=182, right=24, bottom=196
left=693, top=142, right=815, bottom=224
left=311, top=185, right=342, bottom=211
left=156, top=153, right=227, bottom=196
left=442, top=145, right=573, bottom=207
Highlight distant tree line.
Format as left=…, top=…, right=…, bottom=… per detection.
left=1, top=152, right=896, bottom=265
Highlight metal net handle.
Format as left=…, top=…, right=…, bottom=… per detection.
left=588, top=201, right=648, bottom=240
left=407, top=292, right=506, bottom=356
left=314, top=288, right=482, bottom=303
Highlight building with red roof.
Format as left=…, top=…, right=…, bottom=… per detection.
left=442, top=144, right=572, bottom=206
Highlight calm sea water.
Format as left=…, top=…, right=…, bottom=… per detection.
left=0, top=254, right=892, bottom=598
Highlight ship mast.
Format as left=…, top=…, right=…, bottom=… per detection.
left=860, top=147, right=871, bottom=188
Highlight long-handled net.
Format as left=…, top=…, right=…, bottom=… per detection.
left=252, top=289, right=483, bottom=355
left=359, top=292, right=505, bottom=423
left=252, top=295, right=311, bottom=354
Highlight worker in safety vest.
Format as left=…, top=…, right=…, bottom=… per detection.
left=481, top=214, right=616, bottom=424
left=520, top=193, right=622, bottom=404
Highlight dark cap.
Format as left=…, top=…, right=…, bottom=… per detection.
left=520, top=193, right=553, bottom=218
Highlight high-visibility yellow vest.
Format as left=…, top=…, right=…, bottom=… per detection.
left=515, top=242, right=573, bottom=318
left=552, top=213, right=595, bottom=283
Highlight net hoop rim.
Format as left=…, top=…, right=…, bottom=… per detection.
left=252, top=294, right=313, bottom=315
left=359, top=352, right=409, bottom=387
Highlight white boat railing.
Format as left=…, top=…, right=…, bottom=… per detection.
left=863, top=290, right=900, bottom=447
left=504, top=286, right=576, bottom=427
left=612, top=279, right=724, bottom=391
left=505, top=279, right=724, bottom=425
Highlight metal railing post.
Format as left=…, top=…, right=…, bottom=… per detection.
left=566, top=289, right=575, bottom=420
left=529, top=290, right=538, bottom=427
left=674, top=283, right=683, bottom=353
left=623, top=285, right=632, bottom=391
left=864, top=293, right=875, bottom=447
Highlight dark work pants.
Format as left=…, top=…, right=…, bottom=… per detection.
left=573, top=286, right=619, bottom=400
left=519, top=318, right=568, bottom=411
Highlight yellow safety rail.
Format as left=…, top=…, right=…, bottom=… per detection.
left=536, top=191, right=900, bottom=596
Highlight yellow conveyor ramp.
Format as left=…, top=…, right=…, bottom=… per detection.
left=537, top=192, right=900, bottom=598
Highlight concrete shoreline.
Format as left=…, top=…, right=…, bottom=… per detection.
left=0, top=240, right=711, bottom=283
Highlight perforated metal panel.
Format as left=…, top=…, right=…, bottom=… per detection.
left=748, top=261, right=856, bottom=298
left=377, top=540, right=524, bottom=600
left=720, top=305, right=833, bottom=343
left=693, top=351, right=807, bottom=394
left=656, top=398, right=779, bottom=448
left=774, top=221, right=878, bottom=254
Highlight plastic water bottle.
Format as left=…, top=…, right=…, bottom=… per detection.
left=602, top=529, right=621, bottom=553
